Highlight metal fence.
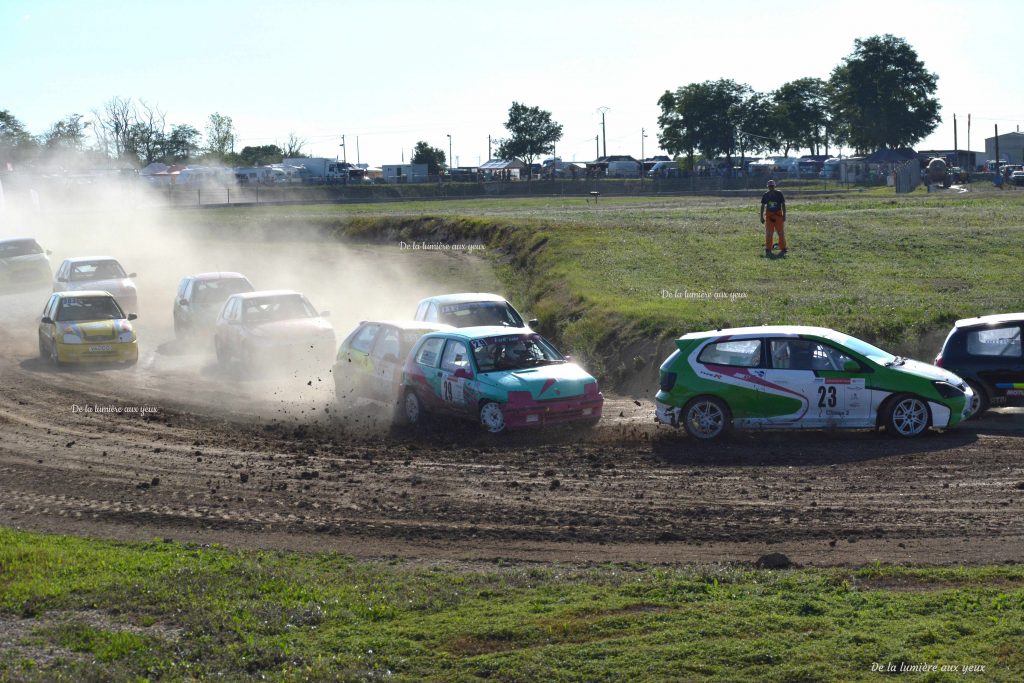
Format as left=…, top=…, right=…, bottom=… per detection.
left=893, top=160, right=921, bottom=194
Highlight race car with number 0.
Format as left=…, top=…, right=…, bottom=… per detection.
left=401, top=326, right=602, bottom=433
left=655, top=325, right=972, bottom=439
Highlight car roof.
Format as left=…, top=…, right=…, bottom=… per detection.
left=54, top=290, right=117, bottom=299
left=189, top=271, right=250, bottom=281
left=0, top=237, right=41, bottom=245
left=229, top=289, right=302, bottom=300
left=64, top=255, right=120, bottom=263
left=418, top=292, right=510, bottom=306
left=358, top=320, right=454, bottom=331
left=678, top=325, right=843, bottom=341
left=954, top=312, right=1024, bottom=328
left=425, top=325, right=536, bottom=340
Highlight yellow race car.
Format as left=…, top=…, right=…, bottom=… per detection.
left=38, top=291, right=139, bottom=366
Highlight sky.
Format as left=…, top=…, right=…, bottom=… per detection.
left=4, top=0, right=1022, bottom=166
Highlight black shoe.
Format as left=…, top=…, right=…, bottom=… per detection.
left=764, top=249, right=772, bottom=258
left=779, top=248, right=788, bottom=257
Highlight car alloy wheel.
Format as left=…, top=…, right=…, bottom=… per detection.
left=404, top=391, right=423, bottom=426
left=887, top=395, right=930, bottom=437
left=964, top=380, right=988, bottom=420
left=683, top=396, right=729, bottom=440
left=479, top=401, right=506, bottom=434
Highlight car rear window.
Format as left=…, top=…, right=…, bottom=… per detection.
left=0, top=240, right=43, bottom=257
left=698, top=340, right=762, bottom=367
left=966, top=327, right=1021, bottom=357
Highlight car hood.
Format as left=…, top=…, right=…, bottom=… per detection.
left=482, top=362, right=596, bottom=399
left=249, top=318, right=334, bottom=338
left=892, top=358, right=965, bottom=385
left=59, top=319, right=133, bottom=339
left=67, top=278, right=135, bottom=294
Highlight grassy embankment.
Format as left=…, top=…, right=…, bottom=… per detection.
left=174, top=189, right=1024, bottom=383
left=2, top=528, right=1022, bottom=681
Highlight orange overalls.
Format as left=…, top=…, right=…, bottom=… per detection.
left=762, top=190, right=786, bottom=251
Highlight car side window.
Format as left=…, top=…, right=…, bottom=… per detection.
left=415, top=302, right=428, bottom=320
left=770, top=339, right=856, bottom=371
left=350, top=324, right=381, bottom=353
left=698, top=340, right=762, bottom=367
left=415, top=337, right=445, bottom=368
left=371, top=326, right=401, bottom=361
left=57, top=261, right=69, bottom=280
left=176, top=278, right=190, bottom=299
left=966, top=326, right=1022, bottom=357
left=425, top=302, right=439, bottom=322
left=43, top=295, right=58, bottom=319
left=222, top=298, right=238, bottom=321
left=440, top=340, right=470, bottom=372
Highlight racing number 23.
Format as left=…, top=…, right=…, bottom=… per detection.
left=817, top=386, right=837, bottom=408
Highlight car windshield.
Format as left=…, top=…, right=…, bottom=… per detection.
left=471, top=333, right=564, bottom=372
left=0, top=240, right=43, bottom=258
left=194, top=278, right=253, bottom=305
left=823, top=332, right=896, bottom=365
left=242, top=295, right=318, bottom=323
left=69, top=260, right=127, bottom=281
left=438, top=301, right=524, bottom=327
left=56, top=296, right=124, bottom=321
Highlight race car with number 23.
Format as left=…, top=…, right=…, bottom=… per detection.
left=401, top=327, right=603, bottom=433
left=655, top=325, right=973, bottom=439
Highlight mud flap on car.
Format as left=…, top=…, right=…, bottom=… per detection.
left=655, top=403, right=680, bottom=427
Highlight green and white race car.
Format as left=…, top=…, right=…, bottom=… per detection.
left=655, top=325, right=973, bottom=439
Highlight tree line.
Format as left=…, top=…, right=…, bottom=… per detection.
left=2, top=34, right=939, bottom=175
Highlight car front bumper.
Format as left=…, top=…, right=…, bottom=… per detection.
left=503, top=396, right=604, bottom=429
left=57, top=340, right=138, bottom=364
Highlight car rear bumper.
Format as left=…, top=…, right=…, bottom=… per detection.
left=57, top=340, right=138, bottom=364
left=655, top=401, right=681, bottom=427
left=503, top=396, right=603, bottom=429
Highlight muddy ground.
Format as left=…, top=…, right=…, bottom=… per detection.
left=1, top=232, right=1022, bottom=568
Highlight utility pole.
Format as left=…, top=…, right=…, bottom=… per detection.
left=597, top=106, right=610, bottom=158
left=995, top=124, right=1000, bottom=176
left=339, top=134, right=346, bottom=162
left=595, top=135, right=599, bottom=160
left=447, top=134, right=452, bottom=174
left=488, top=134, right=492, bottom=160
left=356, top=136, right=360, bottom=165
left=953, top=114, right=958, bottom=167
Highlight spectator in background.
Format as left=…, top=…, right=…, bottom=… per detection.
left=760, top=179, right=787, bottom=258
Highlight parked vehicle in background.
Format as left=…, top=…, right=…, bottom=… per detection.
left=0, top=237, right=52, bottom=292
left=53, top=256, right=138, bottom=313
left=606, top=160, right=641, bottom=178
left=173, top=272, right=254, bottom=339
left=935, top=313, right=1024, bottom=418
left=646, top=160, right=681, bottom=178
left=214, top=290, right=335, bottom=371
left=819, top=158, right=841, bottom=180
left=1012, top=170, right=1024, bottom=186
left=333, top=320, right=452, bottom=408
left=401, top=327, right=603, bottom=433
left=655, top=325, right=972, bottom=440
left=414, top=293, right=537, bottom=330
left=38, top=291, right=138, bottom=367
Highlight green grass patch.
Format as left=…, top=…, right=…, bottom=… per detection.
left=0, top=528, right=1022, bottom=680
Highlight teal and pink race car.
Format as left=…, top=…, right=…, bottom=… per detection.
left=401, top=326, right=603, bottom=433
left=655, top=325, right=973, bottom=440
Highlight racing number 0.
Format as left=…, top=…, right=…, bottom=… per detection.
left=817, top=385, right=837, bottom=408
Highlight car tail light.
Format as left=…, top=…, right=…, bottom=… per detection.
left=660, top=371, right=677, bottom=392
left=934, top=353, right=943, bottom=367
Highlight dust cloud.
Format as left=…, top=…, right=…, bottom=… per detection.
left=0, top=176, right=498, bottom=429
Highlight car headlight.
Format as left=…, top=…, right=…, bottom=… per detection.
left=118, top=331, right=136, bottom=343
left=932, top=381, right=964, bottom=399
left=62, top=333, right=83, bottom=344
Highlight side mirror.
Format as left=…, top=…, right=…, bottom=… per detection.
left=127, top=313, right=138, bottom=321
left=528, top=318, right=539, bottom=328
left=56, top=277, right=67, bottom=283
left=46, top=250, right=53, bottom=256
left=564, top=355, right=573, bottom=362
left=41, top=316, right=53, bottom=324
left=453, top=368, right=474, bottom=380
left=843, top=360, right=860, bottom=372
left=319, top=310, right=331, bottom=317
left=178, top=298, right=188, bottom=307
left=128, top=272, right=138, bottom=279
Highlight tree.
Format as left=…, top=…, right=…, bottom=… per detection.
left=163, top=124, right=200, bottom=164
left=770, top=78, right=829, bottom=156
left=657, top=79, right=750, bottom=168
left=495, top=102, right=563, bottom=179
left=828, top=34, right=940, bottom=153
left=205, top=112, right=236, bottom=158
left=284, top=133, right=306, bottom=158
left=93, top=96, right=136, bottom=162
left=130, top=101, right=167, bottom=165
left=42, top=114, right=88, bottom=152
left=411, top=141, right=446, bottom=175
left=237, top=144, right=284, bottom=166
left=0, top=110, right=38, bottom=165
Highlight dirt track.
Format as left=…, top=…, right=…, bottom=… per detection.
left=1, top=231, right=1023, bottom=568
left=2, top=337, right=1023, bottom=567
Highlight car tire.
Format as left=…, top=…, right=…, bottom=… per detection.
left=884, top=394, right=930, bottom=438
left=478, top=401, right=507, bottom=434
left=403, top=390, right=424, bottom=428
left=682, top=396, right=731, bottom=440
left=214, top=338, right=228, bottom=366
left=964, top=380, right=989, bottom=420
left=48, top=339, right=64, bottom=368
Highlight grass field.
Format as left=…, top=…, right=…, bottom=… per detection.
left=168, top=186, right=1024, bottom=381
left=1, top=529, right=1022, bottom=681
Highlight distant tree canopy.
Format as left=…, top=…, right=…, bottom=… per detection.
left=412, top=141, right=446, bottom=175
left=495, top=102, right=563, bottom=179
left=233, top=144, right=284, bottom=167
left=657, top=35, right=941, bottom=163
left=205, top=112, right=236, bottom=159
left=829, top=34, right=940, bottom=153
left=1, top=110, right=39, bottom=163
